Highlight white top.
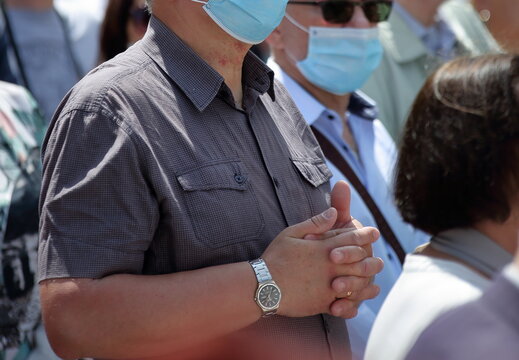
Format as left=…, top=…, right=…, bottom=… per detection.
left=364, top=254, right=490, bottom=360
left=503, top=262, right=519, bottom=289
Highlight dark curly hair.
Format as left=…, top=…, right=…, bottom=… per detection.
left=394, top=54, right=519, bottom=235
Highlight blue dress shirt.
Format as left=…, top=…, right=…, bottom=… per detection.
left=269, top=60, right=430, bottom=359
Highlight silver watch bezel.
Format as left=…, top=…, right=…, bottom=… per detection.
left=254, top=280, right=282, bottom=315
left=249, top=258, right=282, bottom=317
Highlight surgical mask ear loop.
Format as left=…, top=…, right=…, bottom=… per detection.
left=284, top=13, right=309, bottom=34
left=280, top=13, right=310, bottom=66
left=191, top=0, right=208, bottom=4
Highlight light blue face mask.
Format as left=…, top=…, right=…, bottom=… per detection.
left=192, top=0, right=289, bottom=44
left=286, top=14, right=383, bottom=95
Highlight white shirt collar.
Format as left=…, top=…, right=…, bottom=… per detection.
left=267, top=58, right=327, bottom=126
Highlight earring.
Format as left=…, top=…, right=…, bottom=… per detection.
left=479, top=9, right=491, bottom=22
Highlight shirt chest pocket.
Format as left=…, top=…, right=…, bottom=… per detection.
left=291, top=157, right=332, bottom=188
left=290, top=157, right=333, bottom=220
left=176, top=160, right=265, bottom=248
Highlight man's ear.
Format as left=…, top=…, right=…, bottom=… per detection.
left=265, top=26, right=284, bottom=50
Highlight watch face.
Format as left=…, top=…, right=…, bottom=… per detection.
left=258, top=283, right=281, bottom=309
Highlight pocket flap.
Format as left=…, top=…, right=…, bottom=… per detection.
left=292, top=158, right=332, bottom=187
left=177, top=160, right=248, bottom=191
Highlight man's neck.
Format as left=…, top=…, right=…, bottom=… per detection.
left=154, top=1, right=249, bottom=108
left=397, top=0, right=445, bottom=27
left=5, top=0, right=53, bottom=10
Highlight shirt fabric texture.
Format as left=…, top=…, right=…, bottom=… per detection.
left=406, top=268, right=519, bottom=360
left=267, top=60, right=429, bottom=359
left=365, top=228, right=512, bottom=360
left=38, top=16, right=350, bottom=360
left=362, top=0, right=501, bottom=143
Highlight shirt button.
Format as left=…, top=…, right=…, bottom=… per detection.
left=324, top=320, right=331, bottom=333
left=234, top=174, right=246, bottom=184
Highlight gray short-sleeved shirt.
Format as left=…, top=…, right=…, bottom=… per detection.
left=39, top=16, right=350, bottom=360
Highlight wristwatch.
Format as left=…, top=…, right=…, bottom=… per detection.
left=249, top=258, right=282, bottom=317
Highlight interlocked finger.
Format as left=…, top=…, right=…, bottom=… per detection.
left=332, top=275, right=371, bottom=296
left=330, top=245, right=369, bottom=264
left=330, top=284, right=381, bottom=318
left=327, top=226, right=380, bottom=250
left=304, top=226, right=358, bottom=241
left=335, top=257, right=384, bottom=278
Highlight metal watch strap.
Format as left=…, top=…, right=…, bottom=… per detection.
left=249, top=258, right=272, bottom=283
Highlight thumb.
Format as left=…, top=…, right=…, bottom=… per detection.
left=288, top=207, right=337, bottom=238
left=331, top=180, right=353, bottom=229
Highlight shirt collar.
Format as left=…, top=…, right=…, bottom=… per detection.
left=267, top=59, right=377, bottom=124
left=432, top=228, right=514, bottom=278
left=141, top=16, right=275, bottom=112
left=393, top=2, right=429, bottom=40
left=390, top=2, right=456, bottom=60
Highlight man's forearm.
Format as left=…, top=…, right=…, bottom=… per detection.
left=40, top=261, right=260, bottom=359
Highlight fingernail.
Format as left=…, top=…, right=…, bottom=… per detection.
left=323, top=208, right=334, bottom=219
left=333, top=250, right=344, bottom=262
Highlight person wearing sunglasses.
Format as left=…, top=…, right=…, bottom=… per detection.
left=361, top=0, right=500, bottom=143
left=266, top=0, right=430, bottom=358
left=99, top=0, right=150, bottom=63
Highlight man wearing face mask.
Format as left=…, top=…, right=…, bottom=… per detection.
left=266, top=1, right=429, bottom=358
left=37, top=0, right=385, bottom=359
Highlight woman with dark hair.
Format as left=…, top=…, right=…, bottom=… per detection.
left=99, top=0, right=149, bottom=63
left=365, top=54, right=519, bottom=360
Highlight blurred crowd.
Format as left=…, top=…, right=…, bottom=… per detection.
left=0, top=0, right=518, bottom=360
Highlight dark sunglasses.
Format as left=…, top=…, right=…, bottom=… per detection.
left=129, top=7, right=151, bottom=27
left=287, top=0, right=393, bottom=24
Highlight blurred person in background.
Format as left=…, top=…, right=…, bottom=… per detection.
left=0, top=31, right=15, bottom=83
left=0, top=0, right=100, bottom=123
left=407, top=240, right=519, bottom=360
left=99, top=0, right=149, bottom=63
left=362, top=0, right=500, bottom=143
left=471, top=0, right=519, bottom=54
left=56, top=0, right=108, bottom=20
left=365, top=54, right=519, bottom=360
left=0, top=77, right=56, bottom=359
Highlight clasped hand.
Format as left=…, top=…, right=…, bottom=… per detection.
left=262, top=181, right=384, bottom=319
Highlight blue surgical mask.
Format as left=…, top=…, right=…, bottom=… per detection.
left=286, top=14, right=383, bottom=95
left=192, top=0, right=289, bottom=44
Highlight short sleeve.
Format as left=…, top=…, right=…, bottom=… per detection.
left=38, top=109, right=159, bottom=281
